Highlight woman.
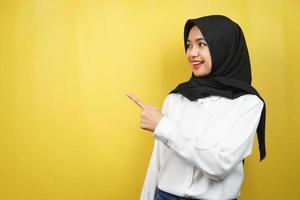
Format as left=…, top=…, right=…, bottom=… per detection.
left=127, top=15, right=266, bottom=200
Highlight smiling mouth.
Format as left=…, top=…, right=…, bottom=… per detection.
left=191, top=61, right=204, bottom=68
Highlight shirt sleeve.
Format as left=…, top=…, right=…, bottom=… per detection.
left=140, top=140, right=160, bottom=200
left=153, top=95, right=264, bottom=181
left=140, top=97, right=169, bottom=200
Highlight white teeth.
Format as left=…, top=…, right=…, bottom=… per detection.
left=192, top=61, right=204, bottom=64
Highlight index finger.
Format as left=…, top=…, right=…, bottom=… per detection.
left=125, top=92, right=145, bottom=109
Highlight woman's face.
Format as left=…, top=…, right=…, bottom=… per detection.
left=186, top=25, right=212, bottom=77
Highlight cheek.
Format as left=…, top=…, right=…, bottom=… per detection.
left=204, top=51, right=212, bottom=64
left=204, top=49, right=211, bottom=58
left=185, top=51, right=191, bottom=60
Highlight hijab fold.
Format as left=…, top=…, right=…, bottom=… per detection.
left=169, top=15, right=266, bottom=161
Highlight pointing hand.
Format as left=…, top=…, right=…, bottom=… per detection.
left=126, top=92, right=163, bottom=132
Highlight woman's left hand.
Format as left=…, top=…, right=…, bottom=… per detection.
left=126, top=93, right=163, bottom=132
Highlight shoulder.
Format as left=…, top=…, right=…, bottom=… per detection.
left=226, top=94, right=264, bottom=114
left=163, top=93, right=188, bottom=106
left=163, top=94, right=264, bottom=112
left=160, top=93, right=186, bottom=114
left=163, top=93, right=263, bottom=107
left=234, top=94, right=264, bottom=107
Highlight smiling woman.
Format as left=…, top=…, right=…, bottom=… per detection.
left=136, top=15, right=267, bottom=200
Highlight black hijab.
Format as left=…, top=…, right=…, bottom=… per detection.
left=169, top=15, right=266, bottom=161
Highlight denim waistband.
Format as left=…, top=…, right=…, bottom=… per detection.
left=155, top=187, right=237, bottom=200
left=155, top=188, right=199, bottom=200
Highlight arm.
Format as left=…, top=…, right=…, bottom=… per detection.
left=140, top=97, right=169, bottom=200
left=140, top=140, right=160, bottom=200
left=154, top=96, right=264, bottom=181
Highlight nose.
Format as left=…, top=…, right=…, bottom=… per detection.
left=191, top=46, right=199, bottom=57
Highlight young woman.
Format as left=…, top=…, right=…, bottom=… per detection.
left=127, top=15, right=266, bottom=200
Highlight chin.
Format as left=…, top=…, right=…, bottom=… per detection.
left=193, top=72, right=208, bottom=78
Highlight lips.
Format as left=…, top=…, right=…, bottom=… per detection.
left=191, top=60, right=204, bottom=68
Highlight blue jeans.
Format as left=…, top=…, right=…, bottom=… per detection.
left=154, top=187, right=237, bottom=200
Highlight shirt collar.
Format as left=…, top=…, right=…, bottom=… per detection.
left=197, top=96, right=221, bottom=104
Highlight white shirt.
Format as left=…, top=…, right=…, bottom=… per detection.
left=140, top=93, right=264, bottom=200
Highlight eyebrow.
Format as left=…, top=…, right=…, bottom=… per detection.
left=187, top=38, right=206, bottom=42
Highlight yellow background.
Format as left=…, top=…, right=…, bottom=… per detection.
left=0, top=0, right=299, bottom=199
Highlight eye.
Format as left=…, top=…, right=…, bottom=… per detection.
left=199, top=42, right=207, bottom=47
left=186, top=43, right=192, bottom=48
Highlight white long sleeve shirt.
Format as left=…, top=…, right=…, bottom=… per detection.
left=140, top=93, right=264, bottom=200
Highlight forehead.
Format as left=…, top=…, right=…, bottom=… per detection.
left=188, top=25, right=204, bottom=39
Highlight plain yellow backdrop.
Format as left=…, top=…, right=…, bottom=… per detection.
left=0, top=0, right=299, bottom=199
